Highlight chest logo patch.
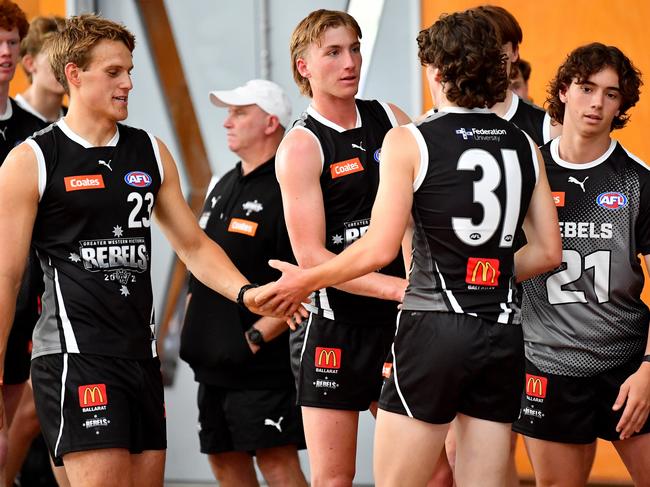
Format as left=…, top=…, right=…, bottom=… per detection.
left=552, top=192, right=565, bottom=207
left=228, top=218, right=258, bottom=237
left=64, top=174, right=105, bottom=192
left=124, top=171, right=152, bottom=188
left=330, top=157, right=364, bottom=179
left=465, top=257, right=500, bottom=287
left=242, top=200, right=263, bottom=216
left=596, top=192, right=627, bottom=210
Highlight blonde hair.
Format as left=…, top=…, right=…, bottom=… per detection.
left=48, top=14, right=135, bottom=93
left=289, top=9, right=361, bottom=97
left=20, top=16, right=65, bottom=81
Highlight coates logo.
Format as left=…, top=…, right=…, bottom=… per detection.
left=228, top=218, right=258, bottom=237
left=315, top=347, right=341, bottom=369
left=597, top=192, right=628, bottom=210
left=78, top=383, right=107, bottom=407
left=64, top=175, right=104, bottom=192
left=525, top=374, right=547, bottom=398
left=465, top=257, right=500, bottom=287
left=124, top=171, right=152, bottom=188
left=330, top=158, right=364, bottom=179
left=552, top=192, right=565, bottom=207
left=382, top=362, right=392, bottom=378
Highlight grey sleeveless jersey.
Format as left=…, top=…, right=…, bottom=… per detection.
left=522, top=138, right=650, bottom=376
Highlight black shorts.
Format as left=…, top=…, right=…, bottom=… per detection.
left=31, top=353, right=166, bottom=466
left=513, top=358, right=650, bottom=443
left=198, top=384, right=305, bottom=454
left=290, top=312, right=395, bottom=411
left=379, top=311, right=524, bottom=424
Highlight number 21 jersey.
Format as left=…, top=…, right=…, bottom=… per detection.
left=522, top=138, right=650, bottom=376
left=28, top=120, right=163, bottom=360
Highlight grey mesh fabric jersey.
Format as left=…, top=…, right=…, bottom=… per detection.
left=401, top=107, right=539, bottom=324
left=522, top=137, right=650, bottom=377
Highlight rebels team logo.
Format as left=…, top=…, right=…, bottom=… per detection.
left=330, top=158, right=364, bottom=179
left=525, top=374, right=547, bottom=398
left=64, top=174, right=105, bottom=192
left=315, top=347, right=341, bottom=369
left=124, top=171, right=152, bottom=188
left=78, top=383, right=107, bottom=407
left=465, top=257, right=500, bottom=287
left=596, top=192, right=628, bottom=210
left=552, top=192, right=565, bottom=207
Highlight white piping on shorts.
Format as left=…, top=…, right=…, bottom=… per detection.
left=391, top=310, right=414, bottom=417
left=54, top=353, right=69, bottom=458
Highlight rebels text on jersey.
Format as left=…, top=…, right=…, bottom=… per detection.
left=402, top=108, right=539, bottom=324
left=291, top=99, right=404, bottom=324
left=522, top=138, right=650, bottom=377
left=28, top=120, right=163, bottom=360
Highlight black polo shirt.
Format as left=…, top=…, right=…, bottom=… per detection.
left=180, top=157, right=295, bottom=389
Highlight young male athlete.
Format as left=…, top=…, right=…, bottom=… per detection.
left=17, top=15, right=66, bottom=123
left=261, top=10, right=561, bottom=486
left=277, top=9, right=410, bottom=486
left=474, top=5, right=561, bottom=147
left=180, top=79, right=306, bottom=487
left=0, top=14, right=300, bottom=487
left=512, top=43, right=650, bottom=486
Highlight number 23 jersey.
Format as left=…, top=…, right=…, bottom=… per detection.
left=28, top=120, right=163, bottom=360
left=522, top=137, right=650, bottom=377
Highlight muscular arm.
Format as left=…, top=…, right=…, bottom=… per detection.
left=515, top=145, right=562, bottom=282
left=0, top=144, right=39, bottom=408
left=276, top=129, right=406, bottom=302
left=153, top=139, right=296, bottom=316
left=611, top=254, right=650, bottom=439
left=265, top=126, right=418, bottom=305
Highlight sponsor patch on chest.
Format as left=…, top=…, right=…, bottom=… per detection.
left=228, top=218, right=258, bottom=237
left=330, top=157, right=364, bottom=179
left=64, top=174, right=105, bottom=192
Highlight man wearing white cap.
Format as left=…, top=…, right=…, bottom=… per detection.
left=180, top=79, right=307, bottom=487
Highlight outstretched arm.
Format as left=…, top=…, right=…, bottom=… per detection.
left=152, top=138, right=303, bottom=318
left=275, top=128, right=406, bottom=302
left=260, top=125, right=419, bottom=307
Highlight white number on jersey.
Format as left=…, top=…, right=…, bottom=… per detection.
left=546, top=249, right=611, bottom=304
left=452, top=148, right=522, bottom=247
left=127, top=192, right=154, bottom=228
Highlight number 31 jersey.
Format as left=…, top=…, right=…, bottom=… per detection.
left=522, top=138, right=650, bottom=377
left=28, top=120, right=163, bottom=360
left=402, top=107, right=539, bottom=324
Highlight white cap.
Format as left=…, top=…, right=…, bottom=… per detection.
left=209, top=79, right=292, bottom=128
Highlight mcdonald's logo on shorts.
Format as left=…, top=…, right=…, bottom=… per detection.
left=78, top=383, right=108, bottom=407
left=465, top=257, right=500, bottom=286
left=315, top=347, right=341, bottom=369
left=525, top=374, right=547, bottom=398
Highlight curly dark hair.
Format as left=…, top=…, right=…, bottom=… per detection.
left=0, top=0, right=28, bottom=40
left=547, top=43, right=642, bottom=131
left=417, top=10, right=508, bottom=109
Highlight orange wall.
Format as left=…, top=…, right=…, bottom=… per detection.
left=10, top=0, right=66, bottom=95
left=421, top=0, right=650, bottom=163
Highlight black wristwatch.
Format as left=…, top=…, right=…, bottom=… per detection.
left=642, top=354, right=650, bottom=363
left=236, top=283, right=259, bottom=309
left=246, top=327, right=265, bottom=347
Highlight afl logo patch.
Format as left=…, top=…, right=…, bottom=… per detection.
left=596, top=192, right=627, bottom=210
left=124, top=171, right=152, bottom=188
left=373, top=149, right=381, bottom=163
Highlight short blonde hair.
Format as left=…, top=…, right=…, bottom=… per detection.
left=48, top=14, right=135, bottom=93
left=289, top=9, right=361, bottom=98
left=20, top=16, right=65, bottom=81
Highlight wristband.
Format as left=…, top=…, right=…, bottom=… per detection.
left=643, top=354, right=650, bottom=363
left=236, top=283, right=259, bottom=309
